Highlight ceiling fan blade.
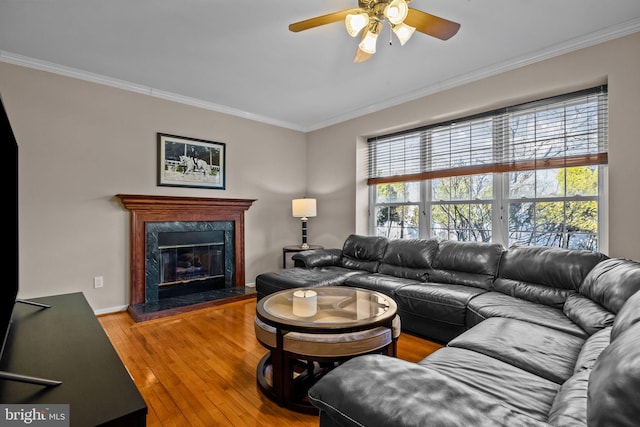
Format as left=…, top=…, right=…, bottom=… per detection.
left=354, top=47, right=372, bottom=63
left=289, top=8, right=361, bottom=32
left=404, top=8, right=461, bottom=40
left=354, top=29, right=372, bottom=63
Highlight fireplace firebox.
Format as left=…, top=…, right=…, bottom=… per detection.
left=158, top=230, right=225, bottom=296
left=117, top=194, right=256, bottom=321
left=145, top=221, right=234, bottom=302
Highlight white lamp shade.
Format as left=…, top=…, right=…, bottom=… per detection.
left=292, top=198, right=317, bottom=218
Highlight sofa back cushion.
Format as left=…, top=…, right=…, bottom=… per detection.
left=494, top=246, right=607, bottom=307
left=611, top=287, right=640, bottom=342
left=587, top=322, right=640, bottom=427
left=340, top=234, right=388, bottom=273
left=377, top=238, right=439, bottom=280
left=579, top=258, right=640, bottom=315
left=429, top=240, right=505, bottom=289
left=562, top=293, right=615, bottom=335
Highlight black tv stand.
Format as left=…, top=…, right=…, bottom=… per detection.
left=0, top=298, right=61, bottom=386
left=0, top=292, right=147, bottom=426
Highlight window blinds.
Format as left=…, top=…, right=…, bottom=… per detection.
left=367, top=86, right=608, bottom=185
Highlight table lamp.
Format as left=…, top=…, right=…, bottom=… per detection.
left=292, top=198, right=317, bottom=249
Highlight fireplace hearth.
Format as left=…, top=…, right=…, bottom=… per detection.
left=117, top=194, right=256, bottom=321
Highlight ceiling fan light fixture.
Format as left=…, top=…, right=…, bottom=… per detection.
left=392, top=22, right=415, bottom=45
left=358, top=29, right=379, bottom=54
left=345, top=12, right=370, bottom=37
left=384, top=0, right=409, bottom=25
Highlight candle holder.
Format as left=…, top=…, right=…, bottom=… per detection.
left=292, top=289, right=318, bottom=317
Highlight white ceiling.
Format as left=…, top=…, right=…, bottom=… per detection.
left=1, top=0, right=639, bottom=132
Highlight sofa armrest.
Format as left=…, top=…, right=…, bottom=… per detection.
left=292, top=248, right=342, bottom=268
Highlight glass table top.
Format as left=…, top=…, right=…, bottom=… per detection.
left=257, top=286, right=397, bottom=330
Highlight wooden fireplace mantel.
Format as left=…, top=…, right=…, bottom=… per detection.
left=116, top=194, right=256, bottom=312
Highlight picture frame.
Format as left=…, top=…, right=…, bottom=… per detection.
left=157, top=133, right=226, bottom=189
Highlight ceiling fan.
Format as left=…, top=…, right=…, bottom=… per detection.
left=289, top=0, right=460, bottom=63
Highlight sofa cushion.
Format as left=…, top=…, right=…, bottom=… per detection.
left=611, top=288, right=640, bottom=341
left=376, top=238, right=439, bottom=280
left=340, top=234, right=388, bottom=272
left=579, top=257, right=640, bottom=314
left=419, top=347, right=560, bottom=422
left=308, top=354, right=549, bottom=427
left=497, top=245, right=607, bottom=291
left=292, top=248, right=342, bottom=268
left=573, top=327, right=611, bottom=374
left=394, top=282, right=487, bottom=327
left=547, top=369, right=590, bottom=427
left=562, top=292, right=615, bottom=335
left=447, top=317, right=584, bottom=384
left=587, top=322, right=640, bottom=427
left=493, top=278, right=574, bottom=308
left=467, top=292, right=588, bottom=338
left=430, top=240, right=505, bottom=290
left=255, top=267, right=364, bottom=299
left=343, top=273, right=422, bottom=299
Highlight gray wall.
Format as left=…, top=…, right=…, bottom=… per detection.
left=2, top=32, right=639, bottom=312
left=0, top=62, right=307, bottom=311
left=307, top=32, right=640, bottom=262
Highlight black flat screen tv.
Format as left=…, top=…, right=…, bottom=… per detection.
left=0, top=93, right=60, bottom=386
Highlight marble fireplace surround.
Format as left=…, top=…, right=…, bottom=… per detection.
left=116, top=194, right=255, bottom=321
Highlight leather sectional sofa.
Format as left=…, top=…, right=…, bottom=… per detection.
left=255, top=234, right=640, bottom=426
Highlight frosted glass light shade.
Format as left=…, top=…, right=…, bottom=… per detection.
left=292, top=198, right=317, bottom=218
left=384, top=0, right=409, bottom=25
left=392, top=22, right=415, bottom=45
left=359, top=30, right=379, bottom=54
left=345, top=13, right=370, bottom=37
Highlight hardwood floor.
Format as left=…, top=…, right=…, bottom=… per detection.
left=98, top=297, right=443, bottom=427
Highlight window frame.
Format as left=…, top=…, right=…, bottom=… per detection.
left=368, top=87, right=608, bottom=251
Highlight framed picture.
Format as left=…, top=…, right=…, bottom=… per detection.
left=157, top=133, right=226, bottom=189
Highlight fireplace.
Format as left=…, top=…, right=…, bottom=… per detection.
left=147, top=223, right=232, bottom=301
left=117, top=194, right=255, bottom=321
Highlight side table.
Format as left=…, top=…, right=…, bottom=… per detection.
left=282, top=244, right=324, bottom=268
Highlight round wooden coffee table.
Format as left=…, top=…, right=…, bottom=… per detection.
left=255, top=286, right=399, bottom=413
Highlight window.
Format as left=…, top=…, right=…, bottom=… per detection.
left=368, top=87, right=608, bottom=251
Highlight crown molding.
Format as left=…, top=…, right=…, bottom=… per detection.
left=0, top=51, right=306, bottom=132
left=305, top=19, right=640, bottom=132
left=2, top=18, right=639, bottom=134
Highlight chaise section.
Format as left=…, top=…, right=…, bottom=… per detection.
left=308, top=354, right=549, bottom=427
left=418, top=348, right=560, bottom=422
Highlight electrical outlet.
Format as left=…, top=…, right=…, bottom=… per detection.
left=94, top=276, right=104, bottom=289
